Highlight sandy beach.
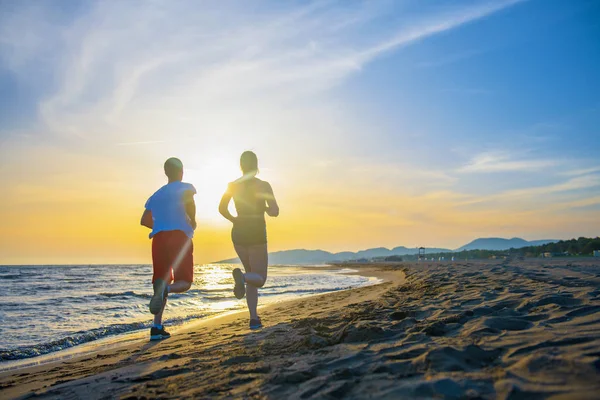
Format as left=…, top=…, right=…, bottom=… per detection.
left=2, top=260, right=600, bottom=399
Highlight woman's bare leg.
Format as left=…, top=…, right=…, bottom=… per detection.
left=233, top=244, right=251, bottom=306
left=234, top=244, right=256, bottom=318
left=245, top=284, right=259, bottom=319
left=242, top=244, right=268, bottom=320
left=234, top=245, right=251, bottom=272
left=241, top=245, right=267, bottom=286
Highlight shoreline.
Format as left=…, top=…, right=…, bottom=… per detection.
left=0, top=265, right=397, bottom=398
left=3, top=260, right=600, bottom=399
left=0, top=264, right=380, bottom=371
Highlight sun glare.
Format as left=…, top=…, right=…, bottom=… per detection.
left=185, top=156, right=240, bottom=224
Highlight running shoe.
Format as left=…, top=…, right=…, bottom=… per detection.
left=249, top=318, right=263, bottom=330
left=150, top=326, right=171, bottom=341
left=149, top=278, right=168, bottom=315
left=232, top=268, right=246, bottom=299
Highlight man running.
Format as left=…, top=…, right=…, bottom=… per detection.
left=140, top=157, right=196, bottom=340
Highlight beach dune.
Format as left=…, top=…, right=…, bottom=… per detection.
left=2, top=260, right=600, bottom=399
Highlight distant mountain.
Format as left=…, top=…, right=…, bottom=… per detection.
left=391, top=246, right=449, bottom=255
left=455, top=237, right=557, bottom=252
left=352, top=246, right=452, bottom=259
left=216, top=246, right=452, bottom=265
left=216, top=237, right=561, bottom=264
left=266, top=249, right=336, bottom=264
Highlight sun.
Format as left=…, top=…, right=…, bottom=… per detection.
left=184, top=155, right=240, bottom=225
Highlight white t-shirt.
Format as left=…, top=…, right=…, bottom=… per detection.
left=145, top=181, right=196, bottom=239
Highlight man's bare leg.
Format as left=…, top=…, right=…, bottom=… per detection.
left=169, top=281, right=192, bottom=293
left=153, top=298, right=167, bottom=326
left=152, top=281, right=190, bottom=327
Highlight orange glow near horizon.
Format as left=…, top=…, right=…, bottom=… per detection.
left=1, top=150, right=598, bottom=266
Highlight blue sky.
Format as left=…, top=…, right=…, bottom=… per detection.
left=0, top=0, right=598, bottom=263
left=342, top=0, right=599, bottom=158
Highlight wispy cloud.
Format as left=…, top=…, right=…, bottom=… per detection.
left=496, top=174, right=600, bottom=198
left=348, top=161, right=457, bottom=191
left=1, top=0, right=528, bottom=144
left=458, top=152, right=559, bottom=173
left=356, top=0, right=526, bottom=62
left=452, top=174, right=600, bottom=210
left=561, top=166, right=600, bottom=177
left=542, top=196, right=600, bottom=213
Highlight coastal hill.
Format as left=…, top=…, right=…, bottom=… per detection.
left=455, top=237, right=557, bottom=251
left=215, top=237, right=558, bottom=264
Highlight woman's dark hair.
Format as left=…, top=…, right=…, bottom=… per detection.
left=240, top=151, right=258, bottom=175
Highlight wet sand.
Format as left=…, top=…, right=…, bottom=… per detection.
left=2, top=260, right=600, bottom=399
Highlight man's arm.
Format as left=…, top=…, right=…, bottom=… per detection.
left=140, top=209, right=153, bottom=229
left=219, top=184, right=237, bottom=223
left=183, top=190, right=197, bottom=230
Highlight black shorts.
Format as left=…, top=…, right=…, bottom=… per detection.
left=232, top=219, right=267, bottom=246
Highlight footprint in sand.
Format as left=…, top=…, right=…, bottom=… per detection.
left=565, top=305, right=600, bottom=318
left=521, top=294, right=582, bottom=311
left=158, top=353, right=183, bottom=361
left=484, top=317, right=533, bottom=331
left=413, top=345, right=502, bottom=373
left=509, top=337, right=596, bottom=358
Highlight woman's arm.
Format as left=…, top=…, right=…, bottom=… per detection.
left=219, top=184, right=237, bottom=223
left=264, top=182, right=279, bottom=217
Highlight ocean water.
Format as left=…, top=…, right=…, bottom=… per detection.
left=0, top=264, right=376, bottom=362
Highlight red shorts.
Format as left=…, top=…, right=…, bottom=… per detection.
left=152, top=230, right=194, bottom=284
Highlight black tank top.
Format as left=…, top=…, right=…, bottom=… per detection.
left=232, top=178, right=266, bottom=217
left=230, top=178, right=268, bottom=246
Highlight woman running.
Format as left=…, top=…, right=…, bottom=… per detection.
left=219, top=151, right=279, bottom=329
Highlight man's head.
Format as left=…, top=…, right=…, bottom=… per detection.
left=164, top=157, right=184, bottom=182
